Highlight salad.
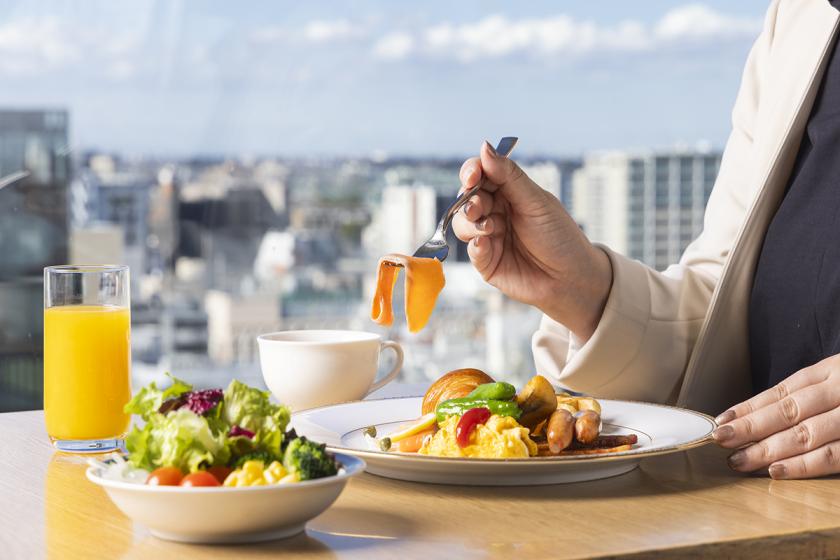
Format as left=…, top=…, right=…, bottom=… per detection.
left=99, top=374, right=339, bottom=487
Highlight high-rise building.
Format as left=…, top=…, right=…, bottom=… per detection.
left=0, top=109, right=70, bottom=411
left=70, top=156, right=155, bottom=293
left=363, top=184, right=438, bottom=256
left=205, top=290, right=281, bottom=366
left=176, top=160, right=287, bottom=295
left=572, top=149, right=721, bottom=271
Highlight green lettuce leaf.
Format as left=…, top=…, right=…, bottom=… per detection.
left=124, top=373, right=192, bottom=421
left=126, top=408, right=230, bottom=473
left=222, top=379, right=290, bottom=458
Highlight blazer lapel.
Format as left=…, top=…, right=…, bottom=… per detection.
left=678, top=2, right=840, bottom=412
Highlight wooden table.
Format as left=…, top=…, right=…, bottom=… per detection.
left=5, top=410, right=840, bottom=559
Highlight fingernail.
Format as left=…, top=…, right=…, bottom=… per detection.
left=476, top=217, right=490, bottom=232
left=484, top=140, right=497, bottom=157
left=769, top=464, right=788, bottom=480
left=727, top=450, right=746, bottom=469
left=715, top=410, right=736, bottom=425
left=463, top=201, right=473, bottom=215
left=712, top=425, right=734, bottom=442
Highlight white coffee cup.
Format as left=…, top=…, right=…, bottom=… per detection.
left=257, top=329, right=404, bottom=411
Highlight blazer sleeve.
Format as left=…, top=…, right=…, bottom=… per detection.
left=531, top=0, right=780, bottom=403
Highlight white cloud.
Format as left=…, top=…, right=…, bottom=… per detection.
left=252, top=19, right=366, bottom=45
left=418, top=15, right=650, bottom=62
left=0, top=16, right=141, bottom=79
left=373, top=32, right=415, bottom=60
left=655, top=4, right=760, bottom=41
left=302, top=20, right=362, bottom=43
left=0, top=5, right=761, bottom=83
left=372, top=3, right=762, bottom=62
left=0, top=18, right=80, bottom=75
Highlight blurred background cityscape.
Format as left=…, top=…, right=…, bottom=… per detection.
left=0, top=1, right=768, bottom=411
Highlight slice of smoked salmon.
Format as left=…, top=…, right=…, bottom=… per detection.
left=371, top=254, right=445, bottom=333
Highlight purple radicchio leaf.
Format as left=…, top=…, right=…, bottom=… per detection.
left=181, top=388, right=223, bottom=416
left=229, top=425, right=255, bottom=439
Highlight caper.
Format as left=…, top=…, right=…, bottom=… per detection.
left=379, top=437, right=392, bottom=452
left=363, top=426, right=377, bottom=438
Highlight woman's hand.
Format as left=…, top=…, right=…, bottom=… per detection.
left=713, top=354, right=840, bottom=479
left=451, top=141, right=612, bottom=341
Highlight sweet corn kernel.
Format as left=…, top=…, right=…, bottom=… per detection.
left=222, top=459, right=301, bottom=487
left=279, top=471, right=300, bottom=484
left=264, top=461, right=288, bottom=484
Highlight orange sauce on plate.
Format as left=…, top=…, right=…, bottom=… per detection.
left=371, top=254, right=445, bottom=333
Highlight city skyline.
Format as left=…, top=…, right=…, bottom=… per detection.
left=0, top=106, right=727, bottom=413
left=0, top=1, right=769, bottom=157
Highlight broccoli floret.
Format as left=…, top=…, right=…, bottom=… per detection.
left=232, top=450, right=277, bottom=468
left=280, top=428, right=298, bottom=453
left=282, top=437, right=338, bottom=480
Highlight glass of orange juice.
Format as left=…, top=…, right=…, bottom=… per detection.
left=44, top=265, right=132, bottom=452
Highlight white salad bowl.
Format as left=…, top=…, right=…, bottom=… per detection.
left=86, top=453, right=365, bottom=544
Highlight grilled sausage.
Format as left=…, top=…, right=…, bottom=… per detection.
left=547, top=409, right=575, bottom=454
left=574, top=410, right=601, bottom=444
left=566, top=434, right=638, bottom=450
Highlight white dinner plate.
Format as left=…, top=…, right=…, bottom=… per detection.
left=291, top=397, right=716, bottom=486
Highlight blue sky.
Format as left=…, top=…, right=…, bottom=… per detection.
left=0, top=1, right=770, bottom=157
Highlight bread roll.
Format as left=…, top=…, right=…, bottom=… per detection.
left=421, top=368, right=494, bottom=415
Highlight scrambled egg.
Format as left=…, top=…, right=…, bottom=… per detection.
left=419, top=414, right=538, bottom=458
left=223, top=460, right=300, bottom=486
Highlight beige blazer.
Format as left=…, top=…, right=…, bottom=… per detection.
left=533, top=0, right=840, bottom=415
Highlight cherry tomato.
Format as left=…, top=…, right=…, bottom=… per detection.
left=206, top=466, right=233, bottom=484
left=146, top=467, right=184, bottom=486
left=455, top=407, right=491, bottom=448
left=180, top=471, right=221, bottom=487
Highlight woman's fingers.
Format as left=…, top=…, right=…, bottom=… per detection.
left=451, top=213, right=474, bottom=242
left=453, top=210, right=504, bottom=242
left=714, top=355, right=840, bottom=478
left=478, top=141, right=537, bottom=205
left=467, top=234, right=501, bottom=279
left=452, top=212, right=493, bottom=242
left=452, top=190, right=496, bottom=242
left=715, top=361, right=830, bottom=425
left=467, top=234, right=491, bottom=272
left=466, top=214, right=508, bottom=276
left=463, top=189, right=494, bottom=222
left=713, top=380, right=839, bottom=448
left=726, top=407, right=840, bottom=472
left=768, top=440, right=840, bottom=480
left=459, top=157, right=482, bottom=194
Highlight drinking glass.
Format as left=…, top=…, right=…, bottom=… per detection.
left=44, top=265, right=132, bottom=452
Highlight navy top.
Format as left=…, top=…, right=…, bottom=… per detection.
left=749, top=3, right=840, bottom=393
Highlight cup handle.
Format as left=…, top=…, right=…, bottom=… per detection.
left=368, top=340, right=404, bottom=395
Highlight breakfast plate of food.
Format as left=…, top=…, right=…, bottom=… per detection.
left=291, top=368, right=716, bottom=486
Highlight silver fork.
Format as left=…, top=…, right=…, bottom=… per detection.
left=410, top=137, right=518, bottom=261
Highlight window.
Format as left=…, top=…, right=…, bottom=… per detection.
left=0, top=2, right=761, bottom=412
